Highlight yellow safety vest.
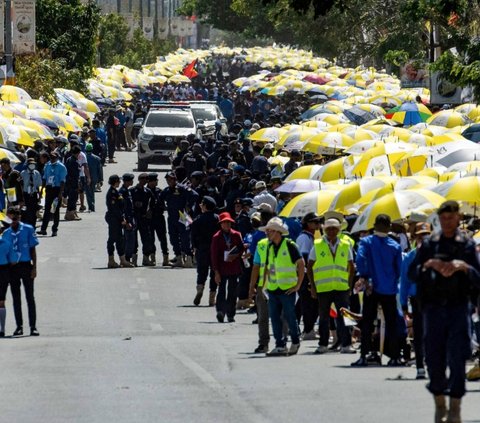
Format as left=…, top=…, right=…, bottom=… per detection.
left=266, top=238, right=298, bottom=291
left=312, top=238, right=350, bottom=293
left=256, top=238, right=268, bottom=288
left=340, top=233, right=355, bottom=249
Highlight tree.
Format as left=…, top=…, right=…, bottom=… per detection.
left=97, top=14, right=130, bottom=67
left=36, top=0, right=101, bottom=76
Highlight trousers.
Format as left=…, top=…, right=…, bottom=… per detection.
left=150, top=215, right=169, bottom=255
left=360, top=291, right=399, bottom=359
left=41, top=186, right=61, bottom=232
left=256, top=290, right=270, bottom=347
left=167, top=216, right=191, bottom=256
left=136, top=218, right=154, bottom=256
left=317, top=290, right=350, bottom=347
left=85, top=183, right=95, bottom=212
left=23, top=193, right=39, bottom=227
left=106, top=216, right=125, bottom=256
left=411, top=297, right=424, bottom=369
left=216, top=275, right=239, bottom=319
left=268, top=290, right=300, bottom=347
left=10, top=262, right=36, bottom=329
left=124, top=227, right=136, bottom=260
left=297, top=279, right=318, bottom=334
left=195, top=248, right=216, bottom=292
left=66, top=182, right=79, bottom=212
left=423, top=302, right=470, bottom=398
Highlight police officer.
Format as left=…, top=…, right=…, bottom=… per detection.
left=409, top=201, right=480, bottom=423
left=119, top=173, right=136, bottom=266
left=3, top=207, right=39, bottom=336
left=146, top=173, right=170, bottom=266
left=105, top=175, right=133, bottom=269
left=235, top=198, right=254, bottom=238
left=181, top=143, right=207, bottom=177
left=160, top=172, right=198, bottom=268
left=131, top=173, right=155, bottom=266
left=190, top=196, right=219, bottom=306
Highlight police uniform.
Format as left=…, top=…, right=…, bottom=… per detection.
left=105, top=179, right=125, bottom=258
left=191, top=196, right=219, bottom=305
left=147, top=173, right=169, bottom=264
left=119, top=173, right=136, bottom=263
left=0, top=227, right=15, bottom=336
left=130, top=175, right=155, bottom=263
left=160, top=174, right=198, bottom=259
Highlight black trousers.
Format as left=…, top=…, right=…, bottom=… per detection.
left=296, top=280, right=318, bottom=333
left=136, top=218, right=154, bottom=256
left=237, top=260, right=252, bottom=300
left=360, top=291, right=399, bottom=359
left=108, top=135, right=116, bottom=160
left=195, top=247, right=216, bottom=292
left=41, top=186, right=61, bottom=232
left=23, top=193, right=39, bottom=227
left=317, top=290, right=350, bottom=347
left=411, top=297, right=424, bottom=369
left=106, top=216, right=125, bottom=256
left=10, top=262, right=36, bottom=329
left=66, top=182, right=79, bottom=212
left=150, top=216, right=169, bottom=255
left=216, top=275, right=239, bottom=319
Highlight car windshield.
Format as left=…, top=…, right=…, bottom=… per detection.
left=191, top=107, right=217, bottom=121
left=145, top=112, right=195, bottom=128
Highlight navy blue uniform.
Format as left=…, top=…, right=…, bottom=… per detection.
left=160, top=183, right=198, bottom=256
left=119, top=185, right=136, bottom=260
left=131, top=184, right=154, bottom=256
left=149, top=186, right=169, bottom=256
left=191, top=211, right=219, bottom=292
left=105, top=186, right=125, bottom=256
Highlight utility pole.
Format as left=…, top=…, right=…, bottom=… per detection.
left=5, top=0, right=14, bottom=85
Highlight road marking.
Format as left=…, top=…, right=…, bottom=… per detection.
left=144, top=309, right=155, bottom=317
left=150, top=323, right=164, bottom=331
left=58, top=257, right=81, bottom=263
left=162, top=340, right=265, bottom=423
left=139, top=292, right=150, bottom=301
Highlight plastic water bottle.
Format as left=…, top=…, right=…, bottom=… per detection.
left=51, top=198, right=59, bottom=214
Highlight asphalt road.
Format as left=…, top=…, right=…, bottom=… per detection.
left=2, top=151, right=479, bottom=423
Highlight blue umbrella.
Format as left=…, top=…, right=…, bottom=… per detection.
left=343, top=106, right=376, bottom=125
left=462, top=124, right=480, bottom=143
left=30, top=117, right=59, bottom=131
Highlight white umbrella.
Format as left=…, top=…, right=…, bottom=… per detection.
left=274, top=179, right=324, bottom=193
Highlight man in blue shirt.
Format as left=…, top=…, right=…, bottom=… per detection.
left=38, top=152, right=67, bottom=237
left=3, top=207, right=39, bottom=336
left=352, top=214, right=403, bottom=367
left=0, top=217, right=16, bottom=337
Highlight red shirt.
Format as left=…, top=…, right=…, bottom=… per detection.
left=211, top=228, right=244, bottom=276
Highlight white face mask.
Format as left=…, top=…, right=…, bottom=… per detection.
left=28, top=164, right=36, bottom=170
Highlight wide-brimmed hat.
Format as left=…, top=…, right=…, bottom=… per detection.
left=218, top=212, right=235, bottom=224
left=323, top=218, right=342, bottom=229
left=415, top=222, right=432, bottom=235
left=324, top=210, right=347, bottom=230
left=260, top=217, right=289, bottom=235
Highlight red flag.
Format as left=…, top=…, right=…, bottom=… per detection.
left=182, top=59, right=198, bottom=79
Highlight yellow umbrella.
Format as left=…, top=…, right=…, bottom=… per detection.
left=279, top=190, right=339, bottom=218
left=249, top=127, right=288, bottom=143
left=447, top=161, right=480, bottom=175
left=351, top=189, right=446, bottom=232
left=284, top=164, right=323, bottom=181
left=433, top=176, right=480, bottom=204
left=11, top=118, right=54, bottom=139
left=0, top=86, right=32, bottom=103
left=311, top=113, right=348, bottom=125
left=0, top=147, right=20, bottom=163
left=315, top=157, right=347, bottom=182
left=0, top=123, right=38, bottom=147
left=276, top=128, right=322, bottom=149
left=426, top=110, right=471, bottom=128
left=302, top=132, right=356, bottom=152
left=24, top=100, right=51, bottom=110
left=168, top=74, right=191, bottom=84
left=329, top=177, right=395, bottom=211
left=26, top=109, right=74, bottom=132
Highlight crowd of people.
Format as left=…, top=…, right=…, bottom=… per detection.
left=0, top=52, right=479, bottom=423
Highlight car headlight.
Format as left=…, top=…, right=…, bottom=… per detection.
left=140, top=133, right=154, bottom=141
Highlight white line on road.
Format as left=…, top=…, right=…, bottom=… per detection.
left=162, top=340, right=265, bottom=423
left=139, top=292, right=150, bottom=301
left=144, top=309, right=155, bottom=317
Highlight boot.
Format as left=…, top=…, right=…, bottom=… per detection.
left=120, top=255, right=134, bottom=268
left=73, top=211, right=82, bottom=221
left=170, top=255, right=182, bottom=267
left=162, top=254, right=169, bottom=266
left=209, top=291, right=216, bottom=307
left=142, top=254, right=154, bottom=266
left=434, top=395, right=447, bottom=423
left=64, top=211, right=75, bottom=221
left=183, top=255, right=194, bottom=268
left=131, top=254, right=138, bottom=267
left=447, top=398, right=461, bottom=423
left=193, top=285, right=204, bottom=306
left=108, top=255, right=120, bottom=268
left=150, top=253, right=156, bottom=266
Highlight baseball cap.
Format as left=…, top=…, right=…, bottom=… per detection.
left=85, top=143, right=93, bottom=152
left=302, top=212, right=321, bottom=224
left=122, top=173, right=135, bottom=182
left=147, top=172, right=158, bottom=182
left=255, top=181, right=266, bottom=190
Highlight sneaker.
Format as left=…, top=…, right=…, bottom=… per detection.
left=289, top=343, right=300, bottom=355
left=340, top=346, right=357, bottom=354
left=351, top=356, right=368, bottom=367
left=328, top=340, right=341, bottom=351
left=216, top=312, right=224, bottom=323
left=416, top=368, right=427, bottom=380
left=466, top=364, right=480, bottom=381
left=314, top=345, right=328, bottom=354
left=254, top=345, right=268, bottom=354
left=0, top=332, right=4, bottom=337
left=37, top=230, right=47, bottom=235
left=51, top=231, right=57, bottom=237
left=267, top=346, right=288, bottom=356
left=13, top=327, right=23, bottom=336
left=30, top=328, right=40, bottom=336
left=302, top=330, right=317, bottom=341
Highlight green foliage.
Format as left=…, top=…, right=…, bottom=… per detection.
left=36, top=0, right=101, bottom=76
left=15, top=51, right=87, bottom=104
left=98, top=14, right=130, bottom=67
left=384, top=50, right=410, bottom=67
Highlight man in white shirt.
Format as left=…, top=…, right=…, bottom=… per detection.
left=252, top=181, right=277, bottom=212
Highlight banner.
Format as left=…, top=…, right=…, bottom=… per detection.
left=185, top=19, right=195, bottom=37
left=0, top=1, right=4, bottom=54
left=13, top=0, right=35, bottom=55
left=123, top=13, right=137, bottom=38
left=143, top=16, right=154, bottom=40
left=157, top=18, right=169, bottom=39
left=170, top=17, right=181, bottom=36
left=177, top=18, right=188, bottom=37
